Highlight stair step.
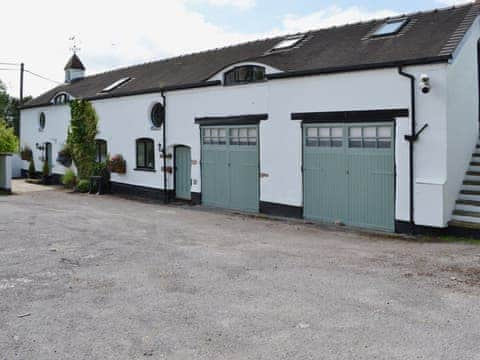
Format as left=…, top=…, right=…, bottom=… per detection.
left=456, top=200, right=480, bottom=212
left=467, top=171, right=480, bottom=176
left=463, top=180, right=480, bottom=186
left=473, top=153, right=480, bottom=158
left=470, top=161, right=480, bottom=166
left=449, top=220, right=480, bottom=229
left=469, top=165, right=480, bottom=172
left=453, top=210, right=480, bottom=218
left=452, top=215, right=480, bottom=224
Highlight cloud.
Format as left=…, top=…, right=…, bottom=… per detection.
left=201, top=0, right=256, bottom=9
left=280, top=6, right=397, bottom=33
left=0, top=1, right=395, bottom=98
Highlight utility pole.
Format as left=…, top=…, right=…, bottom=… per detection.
left=17, top=63, right=24, bottom=139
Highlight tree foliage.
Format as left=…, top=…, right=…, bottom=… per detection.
left=0, top=119, right=19, bottom=153
left=67, top=100, right=98, bottom=180
left=0, top=79, right=32, bottom=137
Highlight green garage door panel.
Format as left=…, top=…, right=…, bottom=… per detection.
left=304, top=123, right=395, bottom=232
left=202, top=147, right=230, bottom=208
left=201, top=126, right=259, bottom=212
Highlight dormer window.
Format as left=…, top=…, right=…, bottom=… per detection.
left=101, top=77, right=132, bottom=93
left=270, top=35, right=305, bottom=52
left=224, top=66, right=266, bottom=86
left=53, top=93, right=68, bottom=105
left=372, top=18, right=408, bottom=37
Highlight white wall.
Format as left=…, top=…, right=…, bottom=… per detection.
left=167, top=64, right=448, bottom=227
left=21, top=61, right=456, bottom=228
left=445, top=18, right=480, bottom=225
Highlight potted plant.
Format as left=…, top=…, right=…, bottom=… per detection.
left=56, top=144, right=72, bottom=167
left=20, top=146, right=33, bottom=161
left=42, top=160, right=51, bottom=185
left=28, top=159, right=36, bottom=179
left=108, top=154, right=126, bottom=174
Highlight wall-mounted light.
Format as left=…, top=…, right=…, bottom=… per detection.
left=419, top=74, right=431, bottom=94
left=158, top=143, right=163, bottom=153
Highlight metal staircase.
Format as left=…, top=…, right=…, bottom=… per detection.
left=451, top=143, right=480, bottom=227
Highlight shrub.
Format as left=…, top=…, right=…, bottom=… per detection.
left=62, top=169, right=77, bottom=189
left=20, top=145, right=33, bottom=161
left=42, top=160, right=50, bottom=178
left=28, top=159, right=36, bottom=178
left=67, top=100, right=98, bottom=179
left=0, top=119, right=19, bottom=153
left=76, top=179, right=90, bottom=193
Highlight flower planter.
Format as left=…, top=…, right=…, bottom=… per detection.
left=108, top=155, right=127, bottom=174
left=56, top=153, right=72, bottom=168
left=21, top=148, right=33, bottom=161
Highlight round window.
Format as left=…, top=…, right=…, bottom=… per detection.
left=39, top=112, right=46, bottom=130
left=150, top=103, right=165, bottom=128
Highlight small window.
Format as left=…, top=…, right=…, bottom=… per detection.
left=101, top=77, right=132, bottom=93
left=95, top=140, right=108, bottom=163
left=306, top=127, right=343, bottom=148
left=373, top=18, right=408, bottom=37
left=203, top=128, right=227, bottom=145
left=224, top=66, right=265, bottom=86
left=136, top=138, right=155, bottom=170
left=53, top=94, right=68, bottom=104
left=230, top=127, right=257, bottom=146
left=270, top=35, right=305, bottom=52
left=39, top=112, right=46, bottom=130
left=348, top=125, right=393, bottom=149
left=151, top=103, right=165, bottom=128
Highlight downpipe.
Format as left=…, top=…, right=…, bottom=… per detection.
left=398, top=67, right=429, bottom=233
left=161, top=90, right=168, bottom=204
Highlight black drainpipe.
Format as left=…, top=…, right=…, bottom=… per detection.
left=398, top=67, right=417, bottom=231
left=161, top=90, right=168, bottom=204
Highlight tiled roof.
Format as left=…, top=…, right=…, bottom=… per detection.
left=24, top=2, right=480, bottom=108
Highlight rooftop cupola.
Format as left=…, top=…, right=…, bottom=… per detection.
left=64, top=53, right=85, bottom=83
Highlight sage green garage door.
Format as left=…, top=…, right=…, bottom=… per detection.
left=303, top=123, right=395, bottom=232
left=201, top=125, right=259, bottom=212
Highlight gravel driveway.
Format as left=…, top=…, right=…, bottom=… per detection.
left=1, top=188, right=480, bottom=359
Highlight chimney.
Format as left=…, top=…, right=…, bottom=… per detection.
left=64, top=53, right=85, bottom=83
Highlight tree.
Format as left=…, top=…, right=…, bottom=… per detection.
left=67, top=100, right=98, bottom=179
left=0, top=119, right=19, bottom=153
left=0, top=78, right=32, bottom=137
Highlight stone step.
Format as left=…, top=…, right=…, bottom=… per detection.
left=465, top=172, right=480, bottom=181
left=452, top=214, right=480, bottom=224
left=450, top=220, right=480, bottom=229
left=456, top=199, right=480, bottom=212
left=470, top=161, right=480, bottom=167
left=469, top=165, right=480, bottom=172
left=461, top=182, right=480, bottom=191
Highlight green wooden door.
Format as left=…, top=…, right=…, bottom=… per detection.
left=201, top=125, right=259, bottom=212
left=175, top=146, right=191, bottom=200
left=303, top=123, right=395, bottom=232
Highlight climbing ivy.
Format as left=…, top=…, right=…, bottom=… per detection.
left=67, top=100, right=98, bottom=180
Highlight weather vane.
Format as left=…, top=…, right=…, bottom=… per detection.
left=69, top=36, right=81, bottom=54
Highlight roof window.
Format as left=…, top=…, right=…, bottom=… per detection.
left=270, top=35, right=305, bottom=52
left=101, top=77, right=132, bottom=93
left=373, top=18, right=408, bottom=37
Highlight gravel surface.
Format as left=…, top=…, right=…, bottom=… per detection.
left=1, top=188, right=480, bottom=359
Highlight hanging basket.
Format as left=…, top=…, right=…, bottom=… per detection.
left=108, top=154, right=127, bottom=174
left=21, top=147, right=33, bottom=161
left=56, top=151, right=72, bottom=167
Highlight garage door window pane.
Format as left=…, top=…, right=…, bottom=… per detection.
left=204, top=128, right=227, bottom=145
left=378, top=127, right=392, bottom=138
left=350, top=127, right=362, bottom=137
left=378, top=139, right=392, bottom=148
left=332, top=128, right=343, bottom=137
left=364, top=127, right=377, bottom=138
left=230, top=127, right=257, bottom=146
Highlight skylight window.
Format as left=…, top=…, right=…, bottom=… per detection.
left=101, top=77, right=132, bottom=93
left=373, top=18, right=408, bottom=37
left=271, top=35, right=305, bottom=51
